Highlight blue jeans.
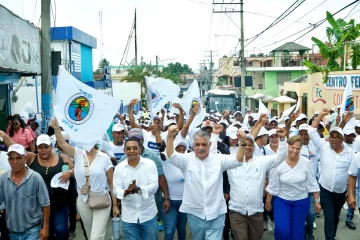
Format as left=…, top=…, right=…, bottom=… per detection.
left=122, top=215, right=158, bottom=240
left=273, top=196, right=310, bottom=240
left=306, top=194, right=316, bottom=236
left=161, top=198, right=187, bottom=240
left=9, top=225, right=41, bottom=240
left=187, top=213, right=225, bottom=240
left=50, top=206, right=69, bottom=240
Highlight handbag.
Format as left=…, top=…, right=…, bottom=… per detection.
left=82, top=154, right=111, bottom=209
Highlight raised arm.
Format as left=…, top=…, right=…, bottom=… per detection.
left=339, top=112, right=354, bottom=129
left=285, top=111, right=300, bottom=138
left=0, top=130, right=16, bottom=148
left=129, top=99, right=141, bottom=129
left=311, top=108, right=329, bottom=129
left=223, top=110, right=233, bottom=125
left=173, top=103, right=184, bottom=131
left=180, top=103, right=198, bottom=138
left=250, top=113, right=268, bottom=138
left=236, top=128, right=247, bottom=163
left=166, top=125, right=187, bottom=171
left=50, top=118, right=75, bottom=159
left=263, top=128, right=288, bottom=170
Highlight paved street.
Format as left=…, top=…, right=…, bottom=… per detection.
left=75, top=208, right=360, bottom=239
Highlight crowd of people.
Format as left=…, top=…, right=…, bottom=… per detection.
left=0, top=100, right=360, bottom=240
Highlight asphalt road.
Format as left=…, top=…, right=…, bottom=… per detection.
left=75, top=207, right=360, bottom=239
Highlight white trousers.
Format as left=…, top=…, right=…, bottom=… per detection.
left=77, top=196, right=111, bottom=240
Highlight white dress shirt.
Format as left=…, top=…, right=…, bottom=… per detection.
left=113, top=157, right=158, bottom=224
left=308, top=127, right=355, bottom=193
left=353, top=136, right=360, bottom=153
left=266, top=156, right=320, bottom=201
left=227, top=139, right=288, bottom=216
left=168, top=151, right=242, bottom=220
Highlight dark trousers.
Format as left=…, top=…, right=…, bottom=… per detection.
left=320, top=185, right=346, bottom=240
left=263, top=196, right=274, bottom=222
left=68, top=196, right=77, bottom=232
left=0, top=211, right=9, bottom=240
left=49, top=206, right=69, bottom=240
left=223, top=205, right=233, bottom=240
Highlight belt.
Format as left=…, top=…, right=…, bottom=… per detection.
left=9, top=221, right=41, bottom=234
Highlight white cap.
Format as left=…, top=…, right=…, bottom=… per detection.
left=319, top=121, right=325, bottom=128
left=50, top=131, right=69, bottom=141
left=50, top=172, right=70, bottom=190
left=344, top=128, right=356, bottom=135
left=112, top=124, right=125, bottom=132
left=329, top=127, right=344, bottom=138
left=234, top=111, right=242, bottom=116
left=167, top=113, right=175, bottom=118
left=257, top=127, right=268, bottom=138
left=295, top=114, right=308, bottom=122
left=7, top=144, right=26, bottom=155
left=175, top=141, right=187, bottom=149
left=142, top=120, right=151, bottom=128
left=219, top=119, right=229, bottom=127
left=267, top=129, right=277, bottom=136
left=269, top=117, right=279, bottom=123
left=232, top=121, right=242, bottom=127
left=165, top=120, right=177, bottom=128
left=355, top=120, right=360, bottom=128
left=226, top=126, right=238, bottom=139
left=36, top=134, right=52, bottom=146
left=330, top=107, right=336, bottom=112
left=215, top=113, right=222, bottom=117
left=242, top=126, right=250, bottom=133
left=284, top=117, right=290, bottom=121
left=298, top=124, right=310, bottom=132
left=245, top=134, right=255, bottom=144
left=279, top=124, right=286, bottom=128
left=314, top=111, right=320, bottom=115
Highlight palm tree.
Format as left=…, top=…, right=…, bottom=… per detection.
left=303, top=11, right=360, bottom=82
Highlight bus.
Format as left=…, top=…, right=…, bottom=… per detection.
left=203, top=89, right=238, bottom=113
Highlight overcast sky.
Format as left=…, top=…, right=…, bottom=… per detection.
left=3, top=0, right=360, bottom=72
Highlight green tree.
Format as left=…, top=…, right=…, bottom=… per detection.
left=162, top=62, right=193, bottom=76
left=95, top=58, right=110, bottom=74
left=303, top=11, right=360, bottom=82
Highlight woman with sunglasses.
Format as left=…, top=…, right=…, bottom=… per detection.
left=50, top=118, right=119, bottom=240
left=7, top=115, right=35, bottom=152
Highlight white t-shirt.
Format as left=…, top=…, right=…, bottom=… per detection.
left=353, top=136, right=360, bottom=153
left=0, top=151, right=11, bottom=210
left=161, top=161, right=185, bottom=200
left=110, top=142, right=125, bottom=163
left=73, top=148, right=113, bottom=202
left=300, top=141, right=319, bottom=177
left=142, top=130, right=161, bottom=156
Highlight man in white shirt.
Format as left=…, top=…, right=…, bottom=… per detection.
left=347, top=151, right=360, bottom=230
left=0, top=149, right=11, bottom=240
left=110, top=124, right=125, bottom=163
left=227, top=126, right=287, bottom=240
left=165, top=124, right=247, bottom=240
left=113, top=137, right=159, bottom=240
left=310, top=108, right=356, bottom=240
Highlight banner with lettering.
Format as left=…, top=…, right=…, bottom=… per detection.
left=54, top=66, right=120, bottom=151
left=145, top=76, right=180, bottom=118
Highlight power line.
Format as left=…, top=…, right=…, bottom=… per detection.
left=31, top=0, right=38, bottom=23
left=225, top=13, right=240, bottom=30
left=254, top=0, right=328, bottom=49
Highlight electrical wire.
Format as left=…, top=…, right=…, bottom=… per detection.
left=225, top=13, right=240, bottom=30
left=31, top=0, right=38, bottom=23
left=254, top=0, right=328, bottom=49
left=206, top=4, right=214, bottom=49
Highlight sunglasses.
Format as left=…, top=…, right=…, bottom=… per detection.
left=126, top=146, right=140, bottom=151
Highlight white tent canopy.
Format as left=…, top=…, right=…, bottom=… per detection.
left=273, top=96, right=296, bottom=103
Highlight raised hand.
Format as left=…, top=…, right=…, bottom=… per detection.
left=276, top=127, right=286, bottom=138
left=213, top=124, right=224, bottom=135
left=50, top=118, right=59, bottom=129
left=343, top=111, right=354, bottom=123
left=167, top=125, right=179, bottom=138
left=130, top=99, right=138, bottom=106
left=236, top=128, right=246, bottom=140
left=258, top=113, right=268, bottom=125
left=321, top=108, right=330, bottom=116
left=172, top=103, right=183, bottom=110
left=192, top=102, right=200, bottom=115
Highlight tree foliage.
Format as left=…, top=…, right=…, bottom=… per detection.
left=162, top=62, right=193, bottom=76
left=303, top=11, right=360, bottom=83
left=94, top=58, right=110, bottom=74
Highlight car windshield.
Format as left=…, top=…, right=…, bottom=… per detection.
left=208, top=96, right=235, bottom=112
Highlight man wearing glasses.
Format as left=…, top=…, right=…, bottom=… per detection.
left=113, top=137, right=159, bottom=239
left=309, top=108, right=356, bottom=240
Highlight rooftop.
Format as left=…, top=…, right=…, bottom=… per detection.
left=270, top=42, right=311, bottom=53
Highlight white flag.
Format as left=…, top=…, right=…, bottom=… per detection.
left=341, top=77, right=355, bottom=128
left=258, top=99, right=269, bottom=116
left=54, top=66, right=120, bottom=151
left=145, top=76, right=180, bottom=118
left=181, top=80, right=205, bottom=129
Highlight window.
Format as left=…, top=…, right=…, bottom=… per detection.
left=116, top=70, right=121, bottom=74
left=248, top=61, right=253, bottom=66
left=233, top=61, right=239, bottom=66
left=277, top=72, right=291, bottom=85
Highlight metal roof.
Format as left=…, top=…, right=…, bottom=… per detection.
left=270, top=42, right=311, bottom=53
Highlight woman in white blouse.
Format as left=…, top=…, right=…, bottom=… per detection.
left=266, top=136, right=321, bottom=240
left=51, top=118, right=119, bottom=240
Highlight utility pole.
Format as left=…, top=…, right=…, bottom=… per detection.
left=240, top=0, right=246, bottom=114
left=213, top=1, right=246, bottom=113
left=41, top=0, right=52, bottom=133
left=134, top=9, right=138, bottom=66
left=205, top=50, right=217, bottom=91
left=156, top=55, right=159, bottom=71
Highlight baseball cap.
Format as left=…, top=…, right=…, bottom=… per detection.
left=128, top=128, right=144, bottom=140
left=269, top=117, right=279, bottom=123
left=344, top=128, right=356, bottom=135
left=153, top=116, right=162, bottom=122
left=242, top=126, right=250, bottom=134
left=50, top=172, right=70, bottom=190
left=329, top=127, right=344, bottom=138
left=201, top=120, right=214, bottom=129
left=233, top=121, right=242, bottom=127
left=355, top=120, right=360, bottom=128
left=245, top=134, right=255, bottom=144
left=295, top=114, right=308, bottom=122
left=257, top=127, right=268, bottom=138
left=284, top=116, right=290, bottom=121
left=7, top=144, right=26, bottom=155
left=267, top=129, right=277, bottom=136
left=219, top=119, right=229, bottom=128
left=330, top=107, right=336, bottom=112
left=318, top=121, right=325, bottom=128
left=234, top=111, right=242, bottom=116
left=142, top=120, right=151, bottom=128
left=279, top=124, right=286, bottom=128
left=36, top=134, right=52, bottom=146
left=215, top=113, right=222, bottom=117
left=112, top=124, right=125, bottom=132
left=314, top=111, right=320, bottom=115
left=175, top=141, right=188, bottom=149
left=298, top=124, right=310, bottom=132
left=50, top=131, right=69, bottom=141
left=226, top=126, right=238, bottom=140
left=164, top=120, right=177, bottom=129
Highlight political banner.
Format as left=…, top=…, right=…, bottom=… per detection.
left=54, top=66, right=120, bottom=151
